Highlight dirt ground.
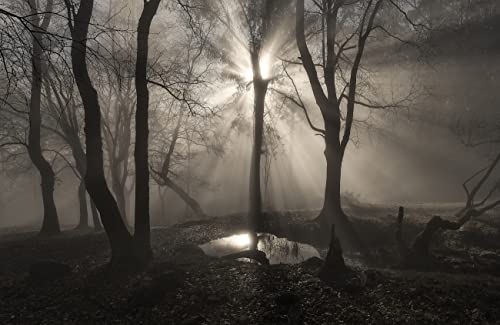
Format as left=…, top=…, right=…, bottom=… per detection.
left=1, top=208, right=500, bottom=324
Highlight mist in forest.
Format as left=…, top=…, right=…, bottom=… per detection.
left=1, top=54, right=497, bottom=229
left=3, top=1, right=500, bottom=324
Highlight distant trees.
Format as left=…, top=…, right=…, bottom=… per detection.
left=411, top=0, right=500, bottom=28
left=0, top=1, right=105, bottom=233
left=149, top=18, right=220, bottom=220
left=99, top=49, right=136, bottom=227
left=2, top=0, right=496, bottom=270
left=43, top=63, right=102, bottom=230
left=0, top=0, right=61, bottom=235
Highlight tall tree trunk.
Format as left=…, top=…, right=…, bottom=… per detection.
left=111, top=170, right=129, bottom=227
left=38, top=170, right=60, bottom=235
left=76, top=180, right=89, bottom=228
left=134, top=0, right=161, bottom=259
left=28, top=0, right=60, bottom=236
left=163, top=177, right=206, bottom=219
left=69, top=139, right=90, bottom=230
left=319, top=126, right=343, bottom=227
left=68, top=0, right=133, bottom=262
left=318, top=124, right=366, bottom=253
left=248, top=53, right=269, bottom=234
left=295, top=0, right=380, bottom=259
left=90, top=199, right=102, bottom=231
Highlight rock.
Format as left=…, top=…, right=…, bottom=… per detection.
left=28, top=260, right=72, bottom=283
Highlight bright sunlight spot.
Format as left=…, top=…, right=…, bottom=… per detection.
left=229, top=233, right=251, bottom=248
left=242, top=54, right=272, bottom=81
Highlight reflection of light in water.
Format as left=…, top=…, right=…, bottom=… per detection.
left=200, top=232, right=320, bottom=265
left=231, top=233, right=251, bottom=247
left=199, top=233, right=251, bottom=257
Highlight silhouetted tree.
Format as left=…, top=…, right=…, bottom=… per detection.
left=64, top=0, right=134, bottom=262
left=294, top=0, right=420, bottom=254
left=295, top=0, right=384, bottom=252
left=26, top=0, right=60, bottom=235
left=134, top=0, right=162, bottom=260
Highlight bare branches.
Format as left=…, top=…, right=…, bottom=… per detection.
left=387, top=0, right=430, bottom=32
left=462, top=152, right=500, bottom=209
left=271, top=62, right=325, bottom=135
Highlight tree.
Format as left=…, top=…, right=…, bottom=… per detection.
left=245, top=1, right=271, bottom=234
left=0, top=1, right=103, bottom=232
left=134, top=0, right=162, bottom=260
left=294, top=0, right=420, bottom=253
left=99, top=51, right=136, bottom=228
left=239, top=0, right=295, bottom=234
left=295, top=0, right=385, bottom=252
left=64, top=0, right=134, bottom=262
left=148, top=11, right=221, bottom=221
left=187, top=0, right=294, bottom=235
left=94, top=9, right=138, bottom=227
left=26, top=0, right=60, bottom=235
left=43, top=63, right=102, bottom=230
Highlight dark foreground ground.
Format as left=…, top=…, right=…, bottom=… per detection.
left=1, top=207, right=500, bottom=324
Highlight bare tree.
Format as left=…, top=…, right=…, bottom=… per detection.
left=134, top=0, right=162, bottom=260
left=64, top=0, right=134, bottom=262
left=148, top=12, right=220, bottom=220
left=26, top=0, right=61, bottom=235
left=100, top=58, right=136, bottom=228
left=293, top=0, right=421, bottom=254
left=295, top=0, right=386, bottom=252
left=43, top=63, right=102, bottom=230
left=184, top=0, right=294, bottom=235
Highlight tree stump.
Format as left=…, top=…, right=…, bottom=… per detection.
left=319, top=225, right=348, bottom=281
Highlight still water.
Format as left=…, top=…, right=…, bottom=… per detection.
left=199, top=233, right=320, bottom=264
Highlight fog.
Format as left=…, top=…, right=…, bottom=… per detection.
left=1, top=54, right=497, bottom=229
left=1, top=0, right=499, bottom=231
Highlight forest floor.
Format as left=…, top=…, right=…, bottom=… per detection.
left=1, top=207, right=500, bottom=324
